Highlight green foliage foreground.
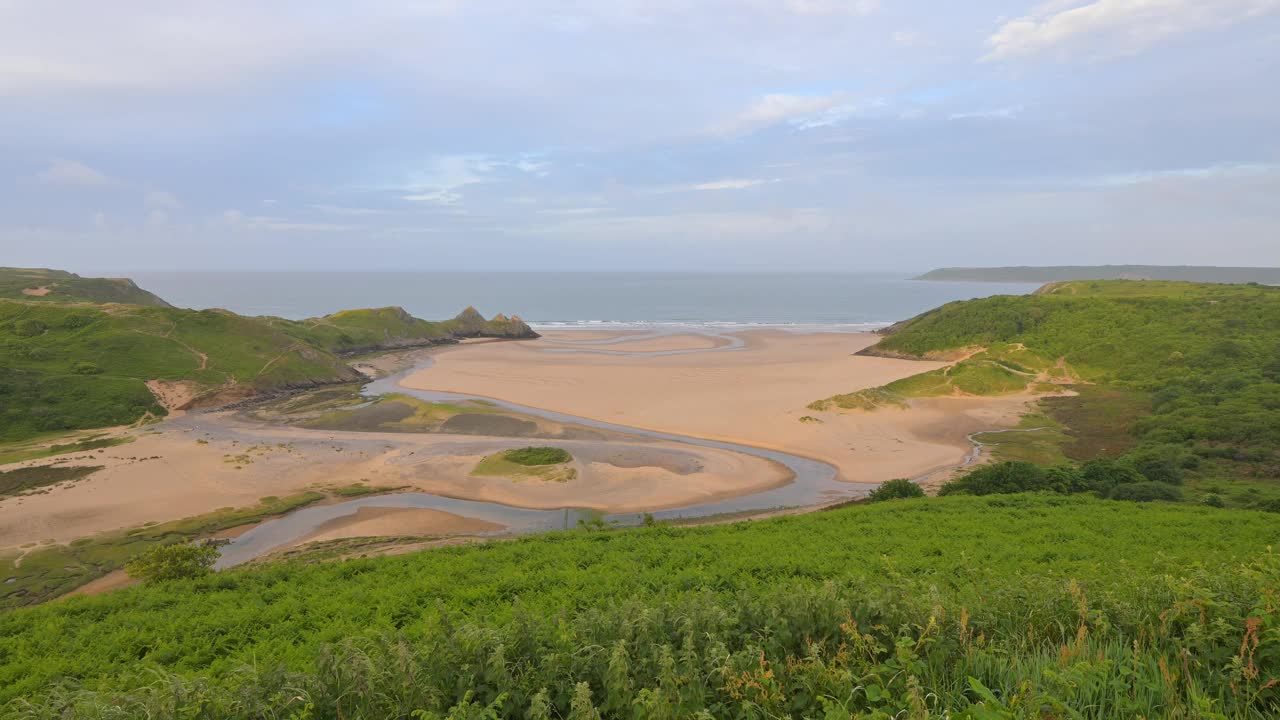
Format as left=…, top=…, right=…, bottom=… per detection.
left=3, top=495, right=1279, bottom=718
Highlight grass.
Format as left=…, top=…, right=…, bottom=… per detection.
left=0, top=492, right=325, bottom=610
left=0, top=282, right=535, bottom=443
left=1040, top=385, right=1151, bottom=460
left=325, top=481, right=410, bottom=498
left=814, top=280, right=1280, bottom=508
left=0, top=268, right=170, bottom=307
left=473, top=447, right=576, bottom=483
left=503, top=446, right=572, bottom=466
left=0, top=433, right=133, bottom=465
left=971, top=412, right=1072, bottom=465
left=1, top=494, right=1278, bottom=717
left=0, top=465, right=100, bottom=499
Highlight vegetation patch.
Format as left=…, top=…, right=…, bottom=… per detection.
left=1, top=495, right=1278, bottom=716
left=866, top=478, right=924, bottom=501
left=325, top=481, right=409, bottom=498
left=0, top=465, right=100, bottom=498
left=0, top=434, right=132, bottom=465
left=1, top=492, right=324, bottom=609
left=473, top=447, right=576, bottom=483
left=503, top=446, right=572, bottom=466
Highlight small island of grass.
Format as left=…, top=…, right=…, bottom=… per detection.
left=472, top=446, right=576, bottom=482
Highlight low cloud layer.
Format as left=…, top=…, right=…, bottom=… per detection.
left=1, top=1, right=1278, bottom=271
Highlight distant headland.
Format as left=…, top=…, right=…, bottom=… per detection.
left=915, top=265, right=1280, bottom=284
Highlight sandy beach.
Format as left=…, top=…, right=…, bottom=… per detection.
left=404, top=329, right=1035, bottom=488
left=2, top=327, right=1033, bottom=564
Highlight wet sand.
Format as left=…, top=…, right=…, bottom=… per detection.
left=0, top=411, right=787, bottom=551
left=299, top=506, right=505, bottom=544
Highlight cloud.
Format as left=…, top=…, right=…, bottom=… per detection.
left=985, top=0, right=1280, bottom=61
left=399, top=155, right=497, bottom=205
left=891, top=30, right=926, bottom=47
left=529, top=208, right=833, bottom=237
left=310, top=204, right=391, bottom=216
left=222, top=209, right=354, bottom=232
left=535, top=207, right=609, bottom=216
left=1089, top=162, right=1279, bottom=187
left=715, top=93, right=850, bottom=135
left=692, top=179, right=767, bottom=191
left=782, top=0, right=880, bottom=15
left=949, top=105, right=1023, bottom=120
left=36, top=159, right=120, bottom=187
left=144, top=190, right=181, bottom=209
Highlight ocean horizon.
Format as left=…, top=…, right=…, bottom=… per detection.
left=126, top=271, right=1041, bottom=328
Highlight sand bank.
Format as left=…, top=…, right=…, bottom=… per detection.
left=0, top=413, right=786, bottom=551
left=299, top=506, right=504, bottom=544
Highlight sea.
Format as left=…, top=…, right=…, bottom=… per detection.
left=127, top=272, right=1041, bottom=330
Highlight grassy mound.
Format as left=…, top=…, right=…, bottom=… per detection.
left=503, top=446, right=572, bottom=466
left=1, top=494, right=1277, bottom=717
left=472, top=446, right=576, bottom=482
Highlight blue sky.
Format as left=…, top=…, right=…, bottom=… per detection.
left=2, top=0, right=1278, bottom=272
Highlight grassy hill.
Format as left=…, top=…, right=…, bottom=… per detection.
left=0, top=268, right=171, bottom=307
left=916, top=265, right=1280, bottom=284
left=0, top=289, right=537, bottom=443
left=270, top=305, right=537, bottom=355
left=2, top=494, right=1278, bottom=718
left=815, top=280, right=1280, bottom=507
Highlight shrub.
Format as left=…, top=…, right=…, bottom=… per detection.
left=938, top=461, right=1046, bottom=496
left=71, top=361, right=102, bottom=375
left=1080, top=459, right=1144, bottom=493
left=125, top=543, right=220, bottom=583
left=1204, top=494, right=1225, bottom=508
left=1043, top=465, right=1090, bottom=493
left=503, top=447, right=572, bottom=466
left=1109, top=482, right=1183, bottom=503
left=1131, top=456, right=1183, bottom=484
left=13, top=319, right=47, bottom=337
left=867, top=478, right=924, bottom=502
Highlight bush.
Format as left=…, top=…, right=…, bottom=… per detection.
left=12, top=319, right=47, bottom=337
left=1043, top=465, right=1090, bottom=493
left=1080, top=459, right=1145, bottom=493
left=938, top=461, right=1046, bottom=496
left=71, top=361, right=102, bottom=375
left=1204, top=494, right=1225, bottom=508
left=124, top=543, right=220, bottom=583
left=503, top=447, right=572, bottom=466
left=867, top=478, right=925, bottom=502
left=1109, top=482, right=1184, bottom=503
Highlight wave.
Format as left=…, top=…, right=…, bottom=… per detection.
left=528, top=320, right=891, bottom=332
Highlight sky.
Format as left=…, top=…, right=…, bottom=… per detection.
left=1, top=0, right=1278, bottom=273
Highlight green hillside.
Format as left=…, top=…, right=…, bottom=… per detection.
left=816, top=280, right=1280, bottom=507
left=916, top=265, right=1280, bottom=284
left=3, top=494, right=1278, bottom=718
left=0, top=268, right=171, bottom=307
left=0, top=300, right=361, bottom=441
left=271, top=305, right=537, bottom=355
left=0, top=298, right=537, bottom=443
